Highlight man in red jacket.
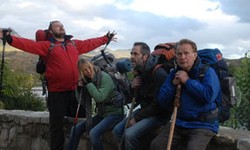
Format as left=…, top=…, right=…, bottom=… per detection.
left=0, top=20, right=117, bottom=150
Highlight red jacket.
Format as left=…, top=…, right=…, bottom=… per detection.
left=10, top=35, right=109, bottom=92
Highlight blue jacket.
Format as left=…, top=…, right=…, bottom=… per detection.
left=158, top=58, right=221, bottom=133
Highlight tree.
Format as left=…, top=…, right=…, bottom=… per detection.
left=234, top=58, right=250, bottom=130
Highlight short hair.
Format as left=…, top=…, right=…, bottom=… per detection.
left=133, top=42, right=150, bottom=56
left=48, top=20, right=60, bottom=31
left=176, top=39, right=197, bottom=52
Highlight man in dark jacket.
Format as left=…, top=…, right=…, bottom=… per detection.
left=150, top=39, right=221, bottom=150
left=0, top=21, right=116, bottom=150
left=112, top=42, right=171, bottom=150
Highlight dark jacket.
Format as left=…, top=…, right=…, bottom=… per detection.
left=133, top=55, right=172, bottom=122
left=158, top=58, right=221, bottom=133
left=9, top=35, right=109, bottom=92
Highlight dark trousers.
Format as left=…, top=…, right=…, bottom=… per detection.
left=150, top=122, right=216, bottom=150
left=48, top=91, right=77, bottom=150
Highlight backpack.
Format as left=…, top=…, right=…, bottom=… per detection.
left=35, top=29, right=76, bottom=74
left=151, top=42, right=176, bottom=75
left=198, top=48, right=239, bottom=123
left=35, top=29, right=51, bottom=74
left=91, top=51, right=132, bottom=107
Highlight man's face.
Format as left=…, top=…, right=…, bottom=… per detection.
left=50, top=21, right=65, bottom=38
left=175, top=43, right=197, bottom=71
left=130, top=45, right=147, bottom=68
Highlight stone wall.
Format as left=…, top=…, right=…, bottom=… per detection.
left=0, top=109, right=250, bottom=150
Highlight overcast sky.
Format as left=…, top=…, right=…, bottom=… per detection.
left=1, top=0, right=249, bottom=59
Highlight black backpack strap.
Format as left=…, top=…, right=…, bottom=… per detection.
left=71, top=40, right=76, bottom=46
left=101, top=50, right=112, bottom=67
left=198, top=64, right=209, bottom=79
left=93, top=68, right=106, bottom=114
left=95, top=67, right=103, bottom=88
left=41, top=42, right=55, bottom=61
left=48, top=42, right=55, bottom=52
left=151, top=64, right=163, bottom=76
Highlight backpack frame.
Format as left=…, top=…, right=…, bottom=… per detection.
left=91, top=50, right=132, bottom=108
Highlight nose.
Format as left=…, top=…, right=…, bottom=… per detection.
left=179, top=54, right=186, bottom=59
left=87, top=69, right=92, bottom=76
left=130, top=55, right=135, bottom=60
left=59, top=26, right=64, bottom=30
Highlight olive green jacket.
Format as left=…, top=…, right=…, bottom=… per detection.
left=85, top=70, right=123, bottom=117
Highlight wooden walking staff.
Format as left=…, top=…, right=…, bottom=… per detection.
left=167, top=84, right=181, bottom=150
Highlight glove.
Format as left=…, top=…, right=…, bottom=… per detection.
left=1, top=28, right=12, bottom=44
left=84, top=77, right=92, bottom=84
left=106, top=31, right=116, bottom=44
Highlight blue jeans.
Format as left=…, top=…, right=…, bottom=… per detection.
left=68, top=114, right=123, bottom=150
left=112, top=109, right=165, bottom=150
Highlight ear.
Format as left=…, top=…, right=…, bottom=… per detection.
left=143, top=54, right=149, bottom=62
left=193, top=52, right=198, bottom=58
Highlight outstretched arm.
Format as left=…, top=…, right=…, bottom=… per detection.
left=75, top=31, right=117, bottom=54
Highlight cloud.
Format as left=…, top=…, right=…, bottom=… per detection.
left=1, top=0, right=250, bottom=59
left=215, top=0, right=250, bottom=23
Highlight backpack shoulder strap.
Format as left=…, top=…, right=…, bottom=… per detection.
left=71, top=40, right=76, bottom=46
left=198, top=64, right=209, bottom=79
left=152, top=64, right=163, bottom=76
left=198, top=64, right=221, bottom=107
left=43, top=42, right=56, bottom=60
left=48, top=42, right=55, bottom=52
left=47, top=41, right=66, bottom=56
left=95, top=67, right=103, bottom=88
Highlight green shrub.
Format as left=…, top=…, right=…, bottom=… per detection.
left=234, top=58, right=250, bottom=130
left=0, top=62, right=46, bottom=111
left=222, top=58, right=250, bottom=130
left=0, top=100, right=4, bottom=109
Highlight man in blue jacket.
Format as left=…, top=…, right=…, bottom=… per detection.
left=150, top=39, right=221, bottom=150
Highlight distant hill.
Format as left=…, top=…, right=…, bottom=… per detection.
left=0, top=46, right=37, bottom=74
left=83, top=47, right=131, bottom=58
left=0, top=36, right=243, bottom=75
left=0, top=44, right=131, bottom=75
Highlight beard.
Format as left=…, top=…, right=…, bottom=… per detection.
left=53, top=32, right=65, bottom=38
left=134, top=65, right=144, bottom=75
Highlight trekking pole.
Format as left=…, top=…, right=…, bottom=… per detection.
left=71, top=85, right=83, bottom=150
left=119, top=67, right=140, bottom=150
left=85, top=90, right=92, bottom=150
left=125, top=92, right=136, bottom=128
left=100, top=45, right=112, bottom=67
left=167, top=84, right=181, bottom=150
left=78, top=72, right=93, bottom=150
left=0, top=28, right=11, bottom=97
left=100, top=31, right=115, bottom=67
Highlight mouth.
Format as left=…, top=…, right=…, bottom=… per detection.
left=131, top=62, right=136, bottom=68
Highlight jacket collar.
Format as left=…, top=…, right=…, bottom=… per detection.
left=48, top=35, right=73, bottom=43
